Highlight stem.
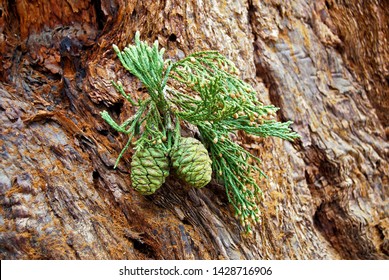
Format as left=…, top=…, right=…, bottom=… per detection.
left=114, top=133, right=134, bottom=168
left=111, top=80, right=137, bottom=106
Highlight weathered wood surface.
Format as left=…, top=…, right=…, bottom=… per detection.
left=0, top=0, right=388, bottom=259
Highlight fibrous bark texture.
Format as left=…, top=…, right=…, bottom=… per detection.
left=0, top=0, right=388, bottom=260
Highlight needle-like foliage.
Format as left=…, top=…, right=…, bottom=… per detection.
left=101, top=32, right=299, bottom=232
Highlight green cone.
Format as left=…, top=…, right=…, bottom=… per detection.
left=130, top=145, right=169, bottom=195
left=170, top=137, right=212, bottom=188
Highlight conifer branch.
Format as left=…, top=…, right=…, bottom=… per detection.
left=101, top=32, right=300, bottom=232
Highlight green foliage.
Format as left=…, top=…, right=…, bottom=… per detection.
left=101, top=31, right=299, bottom=232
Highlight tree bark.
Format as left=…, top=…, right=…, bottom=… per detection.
left=0, top=0, right=388, bottom=260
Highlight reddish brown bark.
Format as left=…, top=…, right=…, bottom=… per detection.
left=0, top=0, right=388, bottom=259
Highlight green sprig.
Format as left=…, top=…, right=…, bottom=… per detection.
left=101, top=31, right=300, bottom=232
